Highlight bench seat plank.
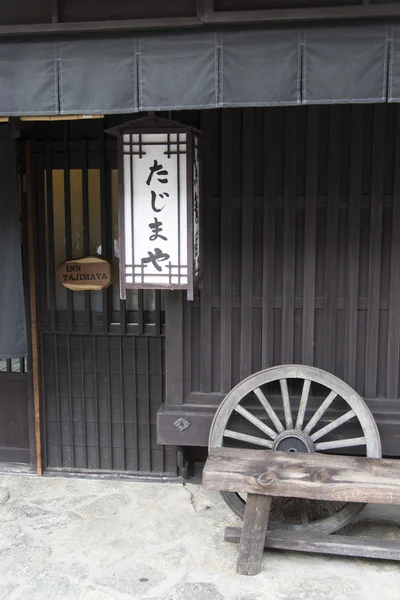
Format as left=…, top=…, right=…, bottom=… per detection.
left=203, top=448, right=400, bottom=505
left=225, top=527, right=400, bottom=561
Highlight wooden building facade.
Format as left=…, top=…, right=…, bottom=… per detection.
left=1, top=1, right=400, bottom=476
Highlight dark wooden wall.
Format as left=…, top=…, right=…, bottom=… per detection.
left=160, top=104, right=400, bottom=454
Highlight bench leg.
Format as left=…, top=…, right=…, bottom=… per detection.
left=237, top=494, right=272, bottom=576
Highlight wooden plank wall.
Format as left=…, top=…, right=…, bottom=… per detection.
left=185, top=104, right=400, bottom=406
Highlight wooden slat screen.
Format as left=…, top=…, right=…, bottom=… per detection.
left=181, top=104, right=400, bottom=406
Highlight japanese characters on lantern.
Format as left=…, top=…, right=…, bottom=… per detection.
left=117, top=123, right=200, bottom=300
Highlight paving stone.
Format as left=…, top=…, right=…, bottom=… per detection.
left=78, top=585, right=130, bottom=600
left=0, top=487, right=10, bottom=505
left=161, top=582, right=224, bottom=600
left=13, top=570, right=84, bottom=600
left=233, top=595, right=267, bottom=600
left=0, top=583, right=19, bottom=600
left=94, top=559, right=165, bottom=598
left=0, top=545, right=52, bottom=580
left=0, top=473, right=398, bottom=600
left=76, top=494, right=132, bottom=519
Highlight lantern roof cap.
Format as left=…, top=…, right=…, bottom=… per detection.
left=105, top=115, right=201, bottom=137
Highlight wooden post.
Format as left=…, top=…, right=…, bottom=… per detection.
left=26, top=140, right=43, bottom=476
left=237, top=494, right=272, bottom=576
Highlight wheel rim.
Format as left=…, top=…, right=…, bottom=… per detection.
left=208, top=365, right=382, bottom=534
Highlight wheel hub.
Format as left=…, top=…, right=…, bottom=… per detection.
left=272, top=429, right=315, bottom=453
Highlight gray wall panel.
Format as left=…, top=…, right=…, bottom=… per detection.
left=0, top=25, right=398, bottom=116
left=303, top=25, right=389, bottom=105
left=389, top=25, right=400, bottom=102
left=138, top=32, right=218, bottom=110
left=59, top=38, right=138, bottom=114
left=0, top=41, right=57, bottom=115
left=221, top=29, right=301, bottom=107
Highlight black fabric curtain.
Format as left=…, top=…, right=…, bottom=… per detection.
left=0, top=23, right=397, bottom=115
left=0, top=126, right=27, bottom=359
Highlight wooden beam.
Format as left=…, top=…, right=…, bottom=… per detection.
left=203, top=447, right=400, bottom=505
left=0, top=16, right=202, bottom=37
left=206, top=3, right=400, bottom=25
left=0, top=1, right=397, bottom=36
left=26, top=140, right=43, bottom=476
left=225, top=528, right=400, bottom=561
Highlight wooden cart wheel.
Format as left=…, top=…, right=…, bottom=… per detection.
left=208, top=365, right=382, bottom=534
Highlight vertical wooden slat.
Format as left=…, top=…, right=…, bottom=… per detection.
left=323, top=106, right=341, bottom=373
left=82, top=140, right=91, bottom=332
left=63, top=123, right=74, bottom=332
left=183, top=298, right=192, bottom=399
left=120, top=299, right=127, bottom=334
left=132, top=336, right=139, bottom=471
left=45, top=141, right=56, bottom=332
left=100, top=128, right=111, bottom=335
left=66, top=334, right=75, bottom=467
left=35, top=154, right=48, bottom=324
left=261, top=109, right=277, bottom=369
left=200, top=110, right=212, bottom=392
left=54, top=335, right=62, bottom=466
left=138, top=290, right=144, bottom=335
left=365, top=105, right=385, bottom=398
left=240, top=110, right=254, bottom=380
left=281, top=109, right=297, bottom=364
left=26, top=140, right=43, bottom=475
left=105, top=335, right=112, bottom=469
left=79, top=336, right=87, bottom=469
left=39, top=333, right=48, bottom=469
left=160, top=337, right=166, bottom=472
left=119, top=336, right=126, bottom=470
left=220, top=110, right=233, bottom=391
left=155, top=290, right=162, bottom=336
left=302, top=107, right=319, bottom=365
left=92, top=335, right=100, bottom=468
left=344, top=106, right=363, bottom=388
left=386, top=106, right=400, bottom=398
left=165, top=292, right=183, bottom=405
left=145, top=337, right=152, bottom=472
left=117, top=134, right=127, bottom=302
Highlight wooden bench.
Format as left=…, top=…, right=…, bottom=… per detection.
left=202, top=447, right=400, bottom=575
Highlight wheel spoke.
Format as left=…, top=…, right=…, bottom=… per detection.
left=274, top=497, right=286, bottom=520
left=254, top=388, right=285, bottom=433
left=303, top=390, right=337, bottom=435
left=325, top=502, right=339, bottom=516
left=234, top=404, right=277, bottom=440
left=299, top=499, right=309, bottom=525
left=223, top=429, right=273, bottom=448
left=315, top=436, right=366, bottom=451
left=279, top=379, right=293, bottom=429
left=311, top=409, right=356, bottom=442
left=295, top=379, right=311, bottom=430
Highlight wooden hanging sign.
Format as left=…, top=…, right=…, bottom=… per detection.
left=58, top=257, right=112, bottom=291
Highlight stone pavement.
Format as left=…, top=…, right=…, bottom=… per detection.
left=0, top=473, right=399, bottom=599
